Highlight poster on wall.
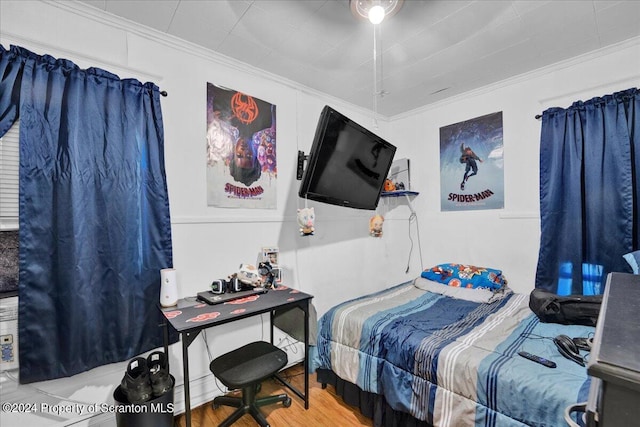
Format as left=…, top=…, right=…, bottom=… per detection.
left=206, top=83, right=277, bottom=208
left=439, top=111, right=504, bottom=211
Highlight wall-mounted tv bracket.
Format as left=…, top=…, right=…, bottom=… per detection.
left=296, top=150, right=308, bottom=180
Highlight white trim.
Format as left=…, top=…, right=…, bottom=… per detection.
left=0, top=221, right=18, bottom=231
left=499, top=212, right=540, bottom=220
left=170, top=212, right=375, bottom=225
left=171, top=215, right=294, bottom=225
left=171, top=373, right=219, bottom=416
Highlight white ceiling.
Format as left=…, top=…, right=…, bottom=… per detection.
left=78, top=0, right=640, bottom=117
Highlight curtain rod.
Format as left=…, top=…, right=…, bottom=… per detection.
left=535, top=114, right=541, bottom=120
left=160, top=91, right=168, bottom=97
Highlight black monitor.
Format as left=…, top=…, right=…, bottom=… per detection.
left=298, top=106, right=396, bottom=210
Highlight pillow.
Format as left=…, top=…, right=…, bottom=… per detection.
left=623, top=250, right=640, bottom=274
left=421, top=263, right=507, bottom=291
left=414, top=277, right=511, bottom=303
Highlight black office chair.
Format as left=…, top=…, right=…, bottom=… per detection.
left=210, top=341, right=291, bottom=427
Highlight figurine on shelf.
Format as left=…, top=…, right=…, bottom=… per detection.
left=369, top=214, right=384, bottom=238
left=297, top=207, right=315, bottom=236
left=384, top=179, right=396, bottom=192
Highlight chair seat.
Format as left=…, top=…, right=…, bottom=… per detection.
left=210, top=341, right=287, bottom=389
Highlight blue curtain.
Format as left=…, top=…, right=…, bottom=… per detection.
left=536, top=88, right=639, bottom=294
left=0, top=45, right=173, bottom=383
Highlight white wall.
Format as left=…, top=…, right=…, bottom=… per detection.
left=0, top=1, right=426, bottom=312
left=2, top=0, right=640, bottom=417
left=0, top=0, right=423, bottom=414
left=392, top=38, right=640, bottom=294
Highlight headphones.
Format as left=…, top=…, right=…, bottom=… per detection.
left=553, top=334, right=585, bottom=366
left=210, top=277, right=242, bottom=294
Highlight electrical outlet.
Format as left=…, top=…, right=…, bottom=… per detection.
left=0, top=297, right=19, bottom=371
left=1, top=334, right=15, bottom=363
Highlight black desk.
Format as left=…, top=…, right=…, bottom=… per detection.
left=160, top=286, right=313, bottom=427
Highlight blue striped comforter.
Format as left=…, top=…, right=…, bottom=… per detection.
left=315, top=281, right=594, bottom=426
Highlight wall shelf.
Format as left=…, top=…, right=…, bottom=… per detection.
left=381, top=190, right=419, bottom=198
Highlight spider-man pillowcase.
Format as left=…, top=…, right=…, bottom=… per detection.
left=421, top=263, right=507, bottom=291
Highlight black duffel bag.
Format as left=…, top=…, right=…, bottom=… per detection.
left=529, top=288, right=602, bottom=327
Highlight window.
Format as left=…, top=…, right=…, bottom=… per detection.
left=0, top=122, right=19, bottom=230
left=0, top=122, right=19, bottom=296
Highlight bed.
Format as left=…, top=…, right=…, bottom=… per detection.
left=314, top=271, right=595, bottom=427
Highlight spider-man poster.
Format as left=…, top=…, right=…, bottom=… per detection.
left=439, top=111, right=504, bottom=211
left=206, top=83, right=276, bottom=208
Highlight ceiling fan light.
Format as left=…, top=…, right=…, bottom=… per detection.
left=368, top=5, right=385, bottom=24
left=350, top=0, right=404, bottom=23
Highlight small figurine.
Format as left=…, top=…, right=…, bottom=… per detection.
left=369, top=214, right=384, bottom=237
left=236, top=263, right=261, bottom=287
left=384, top=179, right=395, bottom=192
left=297, top=207, right=315, bottom=236
left=257, top=261, right=276, bottom=288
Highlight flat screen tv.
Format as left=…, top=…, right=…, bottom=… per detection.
left=298, top=106, right=396, bottom=210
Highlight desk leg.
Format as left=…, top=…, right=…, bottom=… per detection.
left=182, top=334, right=191, bottom=427
left=271, top=302, right=311, bottom=409
left=304, top=300, right=309, bottom=410
left=270, top=311, right=274, bottom=344
left=162, top=319, right=169, bottom=372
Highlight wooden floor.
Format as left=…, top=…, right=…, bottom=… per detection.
left=174, top=364, right=373, bottom=427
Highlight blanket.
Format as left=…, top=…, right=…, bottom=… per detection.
left=315, top=281, right=594, bottom=426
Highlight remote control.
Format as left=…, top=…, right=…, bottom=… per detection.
left=518, top=351, right=556, bottom=368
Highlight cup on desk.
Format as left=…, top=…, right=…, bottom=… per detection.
left=160, top=268, right=179, bottom=307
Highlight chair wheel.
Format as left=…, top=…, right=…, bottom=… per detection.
left=256, top=383, right=262, bottom=393
left=283, top=397, right=292, bottom=408
left=213, top=403, right=220, bottom=410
